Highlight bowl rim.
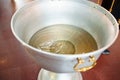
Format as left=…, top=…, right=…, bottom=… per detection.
left=11, top=0, right=119, bottom=58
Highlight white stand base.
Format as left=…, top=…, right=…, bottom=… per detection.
left=37, top=69, right=83, bottom=80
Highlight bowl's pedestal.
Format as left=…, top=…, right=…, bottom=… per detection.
left=38, top=69, right=82, bottom=80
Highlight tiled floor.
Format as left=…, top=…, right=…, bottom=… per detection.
left=0, top=0, right=120, bottom=80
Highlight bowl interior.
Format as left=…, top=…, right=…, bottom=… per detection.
left=12, top=0, right=117, bottom=54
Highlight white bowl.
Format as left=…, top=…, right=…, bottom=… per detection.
left=11, top=0, right=119, bottom=73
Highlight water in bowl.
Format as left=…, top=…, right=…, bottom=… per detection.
left=29, top=24, right=98, bottom=54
